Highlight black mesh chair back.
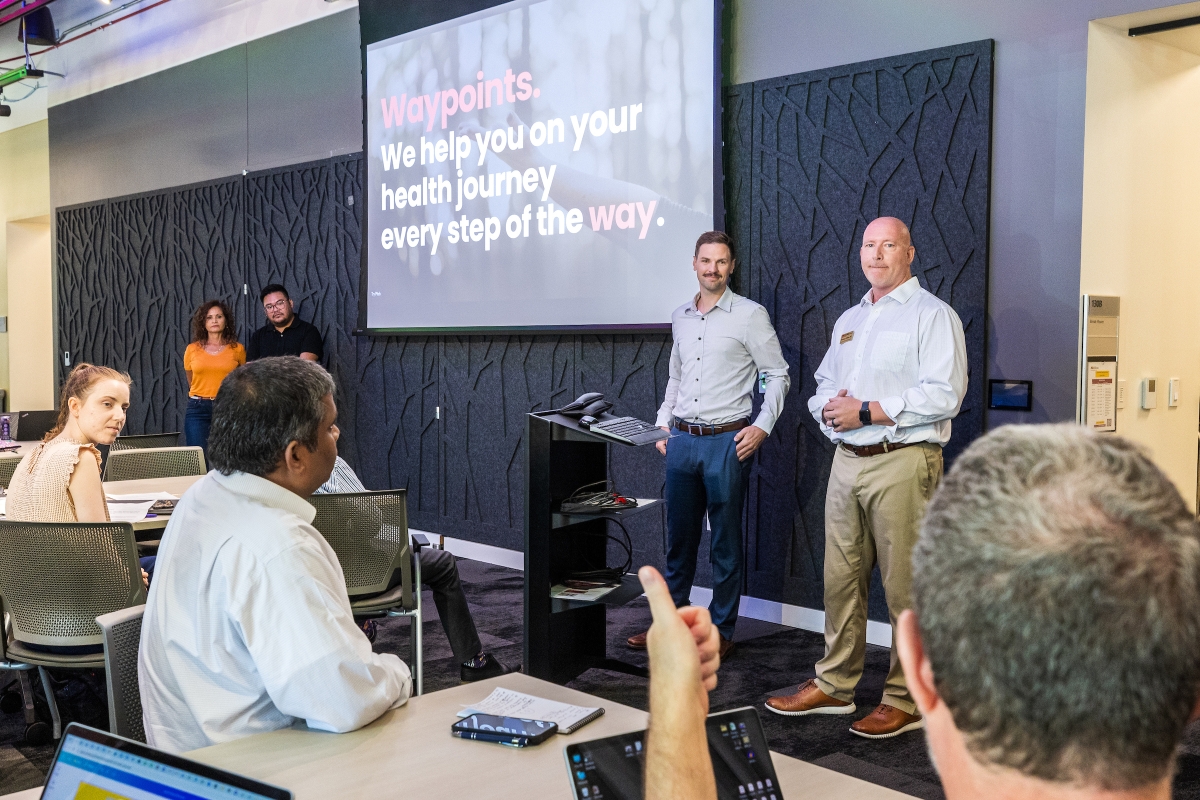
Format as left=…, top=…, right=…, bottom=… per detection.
left=111, top=433, right=181, bottom=451
left=96, top=605, right=146, bottom=742
left=104, top=446, right=206, bottom=482
left=0, top=521, right=145, bottom=652
left=0, top=452, right=22, bottom=488
left=308, top=490, right=411, bottom=606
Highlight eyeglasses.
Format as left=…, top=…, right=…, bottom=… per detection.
left=264, top=300, right=289, bottom=311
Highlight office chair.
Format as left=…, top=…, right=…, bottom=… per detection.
left=111, top=433, right=181, bottom=452
left=0, top=520, right=145, bottom=744
left=0, top=452, right=22, bottom=489
left=96, top=605, right=146, bottom=742
left=307, top=490, right=423, bottom=695
left=103, top=446, right=206, bottom=482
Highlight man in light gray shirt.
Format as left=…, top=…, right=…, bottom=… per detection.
left=626, top=231, right=790, bottom=658
left=766, top=216, right=966, bottom=740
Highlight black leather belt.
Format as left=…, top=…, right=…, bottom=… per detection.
left=840, top=441, right=930, bottom=457
left=674, top=418, right=750, bottom=436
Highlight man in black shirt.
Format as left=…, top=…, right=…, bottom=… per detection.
left=247, top=284, right=324, bottom=362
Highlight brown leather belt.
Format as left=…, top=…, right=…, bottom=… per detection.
left=840, top=441, right=928, bottom=457
left=674, top=418, right=750, bottom=436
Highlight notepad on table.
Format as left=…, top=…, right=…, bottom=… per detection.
left=458, top=688, right=605, bottom=734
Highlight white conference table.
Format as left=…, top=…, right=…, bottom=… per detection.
left=2, top=443, right=203, bottom=534
left=103, top=474, right=203, bottom=533
left=0, top=673, right=909, bottom=800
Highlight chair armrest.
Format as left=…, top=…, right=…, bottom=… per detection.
left=96, top=604, right=146, bottom=635
left=411, top=533, right=429, bottom=552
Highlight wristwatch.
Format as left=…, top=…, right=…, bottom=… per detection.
left=859, top=401, right=872, bottom=426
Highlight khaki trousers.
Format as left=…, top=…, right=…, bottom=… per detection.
left=814, top=442, right=942, bottom=715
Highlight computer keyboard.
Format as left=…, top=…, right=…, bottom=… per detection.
left=590, top=416, right=660, bottom=438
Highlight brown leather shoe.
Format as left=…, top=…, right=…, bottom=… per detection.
left=718, top=635, right=735, bottom=660
left=626, top=631, right=648, bottom=649
left=849, top=704, right=925, bottom=739
left=764, top=679, right=855, bottom=717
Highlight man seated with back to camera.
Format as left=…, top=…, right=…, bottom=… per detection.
left=139, top=357, right=410, bottom=752
left=316, top=455, right=513, bottom=681
left=896, top=424, right=1200, bottom=800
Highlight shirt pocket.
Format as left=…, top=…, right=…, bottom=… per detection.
left=870, top=331, right=911, bottom=373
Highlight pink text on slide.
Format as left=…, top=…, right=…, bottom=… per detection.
left=380, top=69, right=537, bottom=132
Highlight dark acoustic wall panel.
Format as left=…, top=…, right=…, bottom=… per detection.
left=55, top=41, right=991, bottom=618
left=727, top=41, right=993, bottom=615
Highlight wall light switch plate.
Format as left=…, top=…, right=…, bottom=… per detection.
left=1169, top=378, right=1180, bottom=407
left=1141, top=378, right=1158, bottom=410
left=1117, top=379, right=1126, bottom=409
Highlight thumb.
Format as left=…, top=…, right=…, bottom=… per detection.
left=836, top=389, right=848, bottom=397
left=639, top=566, right=678, bottom=624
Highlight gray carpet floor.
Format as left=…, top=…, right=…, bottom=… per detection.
left=5, top=557, right=1200, bottom=798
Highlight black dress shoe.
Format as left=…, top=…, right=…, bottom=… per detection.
left=461, top=654, right=516, bottom=683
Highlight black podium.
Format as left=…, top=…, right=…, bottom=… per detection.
left=523, top=411, right=661, bottom=684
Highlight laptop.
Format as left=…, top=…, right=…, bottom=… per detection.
left=563, top=707, right=782, bottom=800
left=41, top=723, right=291, bottom=800
left=16, top=410, right=57, bottom=442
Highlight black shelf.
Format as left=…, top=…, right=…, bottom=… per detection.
left=550, top=573, right=644, bottom=613
left=552, top=498, right=660, bottom=529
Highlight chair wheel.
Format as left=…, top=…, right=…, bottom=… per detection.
left=0, top=690, right=21, bottom=714
left=25, top=720, right=52, bottom=746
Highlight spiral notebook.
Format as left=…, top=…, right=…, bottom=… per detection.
left=457, top=688, right=605, bottom=734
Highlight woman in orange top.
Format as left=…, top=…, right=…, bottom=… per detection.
left=183, top=300, right=245, bottom=454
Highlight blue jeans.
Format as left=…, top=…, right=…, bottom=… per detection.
left=184, top=397, right=213, bottom=454
left=664, top=428, right=753, bottom=639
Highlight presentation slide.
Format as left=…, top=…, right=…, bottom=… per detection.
left=365, top=0, right=715, bottom=330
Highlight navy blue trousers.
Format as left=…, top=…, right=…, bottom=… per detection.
left=183, top=397, right=213, bottom=455
left=664, top=429, right=752, bottom=639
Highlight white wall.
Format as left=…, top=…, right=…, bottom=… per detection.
left=6, top=217, right=53, bottom=410
left=1080, top=19, right=1200, bottom=508
left=0, top=120, right=51, bottom=407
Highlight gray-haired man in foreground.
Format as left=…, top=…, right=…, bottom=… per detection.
left=898, top=424, right=1200, bottom=799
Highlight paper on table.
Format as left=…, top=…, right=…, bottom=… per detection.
left=105, top=500, right=156, bottom=523
left=105, top=492, right=178, bottom=501
left=0, top=496, right=5, bottom=516
left=457, top=688, right=604, bottom=733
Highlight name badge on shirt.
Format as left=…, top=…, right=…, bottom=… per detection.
left=840, top=331, right=854, bottom=344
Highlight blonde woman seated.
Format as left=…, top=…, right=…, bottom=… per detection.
left=7, top=363, right=149, bottom=629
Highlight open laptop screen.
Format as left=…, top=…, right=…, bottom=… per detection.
left=42, top=724, right=290, bottom=800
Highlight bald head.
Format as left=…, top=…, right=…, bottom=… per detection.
left=860, top=216, right=915, bottom=300
left=863, top=217, right=912, bottom=247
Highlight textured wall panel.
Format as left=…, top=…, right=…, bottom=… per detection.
left=439, top=336, right=573, bottom=551
left=57, top=204, right=109, bottom=393
left=737, top=41, right=993, bottom=614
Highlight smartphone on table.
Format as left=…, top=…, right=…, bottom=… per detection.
left=451, top=713, right=558, bottom=747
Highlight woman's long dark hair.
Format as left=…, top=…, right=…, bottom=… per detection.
left=191, top=299, right=238, bottom=345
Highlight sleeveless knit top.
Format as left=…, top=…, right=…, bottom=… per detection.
left=6, top=439, right=110, bottom=523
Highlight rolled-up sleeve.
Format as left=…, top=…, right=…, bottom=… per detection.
left=655, top=334, right=683, bottom=428
left=808, top=329, right=840, bottom=430
left=744, top=307, right=790, bottom=434
left=877, top=306, right=967, bottom=429
left=234, top=543, right=411, bottom=734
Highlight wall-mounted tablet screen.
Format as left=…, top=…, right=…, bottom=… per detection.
left=988, top=379, right=1033, bottom=411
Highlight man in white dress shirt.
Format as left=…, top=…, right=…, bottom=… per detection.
left=626, top=230, right=790, bottom=658
left=765, top=217, right=966, bottom=739
left=139, top=357, right=411, bottom=752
